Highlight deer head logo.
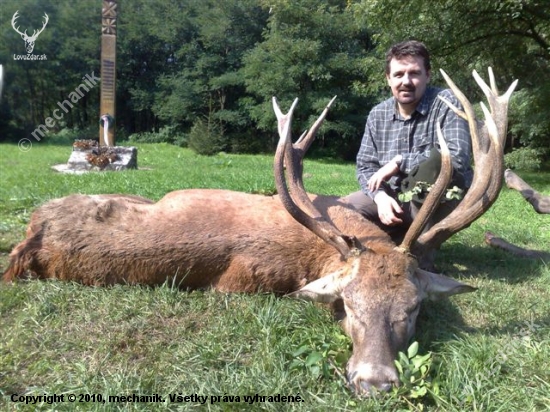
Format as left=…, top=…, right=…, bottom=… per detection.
left=12, top=11, right=49, bottom=54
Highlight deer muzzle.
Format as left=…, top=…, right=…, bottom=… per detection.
left=347, top=361, right=400, bottom=395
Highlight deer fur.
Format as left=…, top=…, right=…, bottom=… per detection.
left=3, top=191, right=394, bottom=290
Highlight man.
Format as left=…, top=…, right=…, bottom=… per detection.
left=345, top=40, right=473, bottom=247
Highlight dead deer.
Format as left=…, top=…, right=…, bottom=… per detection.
left=3, top=69, right=516, bottom=396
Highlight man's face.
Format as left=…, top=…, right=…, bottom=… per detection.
left=386, top=56, right=430, bottom=114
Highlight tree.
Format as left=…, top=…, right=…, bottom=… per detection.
left=0, top=0, right=99, bottom=140
left=242, top=0, right=376, bottom=158
left=139, top=0, right=270, bottom=152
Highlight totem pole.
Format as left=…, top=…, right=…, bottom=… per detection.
left=99, top=0, right=117, bottom=146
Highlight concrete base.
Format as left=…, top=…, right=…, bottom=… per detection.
left=52, top=140, right=138, bottom=173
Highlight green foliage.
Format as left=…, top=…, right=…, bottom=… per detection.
left=289, top=332, right=350, bottom=381
left=3, top=0, right=550, bottom=156
left=508, top=88, right=550, bottom=149
left=398, top=183, right=464, bottom=203
left=129, top=125, right=188, bottom=147
left=393, top=342, right=439, bottom=403
left=504, top=147, right=545, bottom=171
left=242, top=0, right=374, bottom=157
left=188, top=117, right=228, bottom=156
left=0, top=0, right=99, bottom=133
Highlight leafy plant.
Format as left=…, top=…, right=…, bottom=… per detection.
left=504, top=147, right=545, bottom=171
left=289, top=333, right=350, bottom=381
left=398, top=182, right=464, bottom=203
left=393, top=341, right=440, bottom=402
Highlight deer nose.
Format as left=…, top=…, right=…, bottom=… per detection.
left=347, top=365, right=400, bottom=396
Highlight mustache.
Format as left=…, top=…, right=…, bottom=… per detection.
left=398, top=86, right=416, bottom=92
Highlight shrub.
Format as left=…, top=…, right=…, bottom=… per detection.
left=188, top=118, right=227, bottom=156
left=128, top=125, right=186, bottom=146
left=504, top=147, right=545, bottom=171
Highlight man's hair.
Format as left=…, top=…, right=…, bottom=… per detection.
left=385, top=40, right=431, bottom=74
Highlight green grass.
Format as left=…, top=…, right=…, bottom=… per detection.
left=0, top=142, right=549, bottom=411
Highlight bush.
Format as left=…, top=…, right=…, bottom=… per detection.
left=128, top=125, right=187, bottom=146
left=229, top=130, right=271, bottom=154
left=504, top=147, right=545, bottom=171
left=188, top=118, right=227, bottom=156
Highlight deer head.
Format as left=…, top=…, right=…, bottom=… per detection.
left=272, top=68, right=517, bottom=395
left=12, top=11, right=49, bottom=54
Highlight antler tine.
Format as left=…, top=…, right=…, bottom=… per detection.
left=292, top=96, right=336, bottom=168
left=488, top=67, right=498, bottom=94
left=396, top=125, right=453, bottom=254
left=11, top=11, right=26, bottom=36
left=272, top=97, right=362, bottom=259
left=294, top=96, right=337, bottom=152
left=440, top=69, right=484, bottom=154
left=33, top=13, right=49, bottom=37
left=412, top=69, right=517, bottom=256
left=286, top=96, right=338, bottom=218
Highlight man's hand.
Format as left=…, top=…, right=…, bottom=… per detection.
left=367, top=160, right=399, bottom=192
left=374, top=191, right=403, bottom=226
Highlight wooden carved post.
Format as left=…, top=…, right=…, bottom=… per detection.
left=100, top=0, right=117, bottom=146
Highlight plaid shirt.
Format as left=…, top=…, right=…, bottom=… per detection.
left=356, top=86, right=473, bottom=199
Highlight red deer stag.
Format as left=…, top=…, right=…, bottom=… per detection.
left=3, top=69, right=516, bottom=395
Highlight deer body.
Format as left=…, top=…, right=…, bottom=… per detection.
left=3, top=189, right=419, bottom=391
left=4, top=190, right=393, bottom=291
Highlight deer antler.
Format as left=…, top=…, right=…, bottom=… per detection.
left=11, top=11, right=48, bottom=40
left=273, top=97, right=363, bottom=259
left=396, top=125, right=453, bottom=254
left=411, top=68, right=518, bottom=256
left=11, top=11, right=26, bottom=37
left=31, top=13, right=49, bottom=40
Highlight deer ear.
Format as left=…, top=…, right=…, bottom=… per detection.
left=286, top=269, right=355, bottom=303
left=415, top=268, right=477, bottom=300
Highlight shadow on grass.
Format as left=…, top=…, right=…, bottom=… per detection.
left=415, top=298, right=472, bottom=352
left=413, top=241, right=549, bottom=352
left=438, top=243, right=547, bottom=284
left=483, top=312, right=550, bottom=337
left=414, top=289, right=549, bottom=352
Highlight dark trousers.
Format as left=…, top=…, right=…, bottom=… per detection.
left=342, top=190, right=460, bottom=269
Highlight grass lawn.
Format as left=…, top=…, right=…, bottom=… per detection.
left=0, top=142, right=549, bottom=411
